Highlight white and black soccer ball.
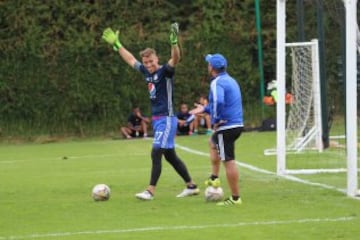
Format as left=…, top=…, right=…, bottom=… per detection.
left=204, top=186, right=224, bottom=202
left=92, top=184, right=111, bottom=201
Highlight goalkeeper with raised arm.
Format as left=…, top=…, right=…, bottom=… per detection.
left=102, top=23, right=199, bottom=200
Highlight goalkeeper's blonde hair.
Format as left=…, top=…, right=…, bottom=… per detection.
left=139, top=48, right=157, bottom=58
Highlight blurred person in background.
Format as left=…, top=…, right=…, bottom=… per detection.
left=176, top=103, right=195, bottom=135
left=193, top=95, right=212, bottom=135
left=120, top=106, right=150, bottom=139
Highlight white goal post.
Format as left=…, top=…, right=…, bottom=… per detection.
left=344, top=0, right=358, bottom=197
left=276, top=0, right=358, bottom=197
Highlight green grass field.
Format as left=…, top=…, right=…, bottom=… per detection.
left=0, top=132, right=359, bottom=240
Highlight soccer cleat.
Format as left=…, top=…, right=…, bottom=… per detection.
left=205, top=178, right=221, bottom=188
left=216, top=196, right=242, bottom=206
left=206, top=129, right=213, bottom=135
left=135, top=190, right=154, bottom=200
left=176, top=187, right=200, bottom=198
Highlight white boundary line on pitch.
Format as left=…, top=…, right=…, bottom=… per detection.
left=175, top=144, right=348, bottom=194
left=0, top=216, right=355, bottom=240
left=0, top=152, right=147, bottom=164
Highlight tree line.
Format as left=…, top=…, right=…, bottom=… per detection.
left=0, top=0, right=342, bottom=138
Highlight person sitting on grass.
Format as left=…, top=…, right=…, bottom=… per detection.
left=120, top=106, right=150, bottom=139
left=193, top=95, right=212, bottom=135
left=176, top=103, right=195, bottom=135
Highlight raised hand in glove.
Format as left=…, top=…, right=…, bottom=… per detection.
left=169, top=22, right=179, bottom=45
left=102, top=27, right=122, bottom=51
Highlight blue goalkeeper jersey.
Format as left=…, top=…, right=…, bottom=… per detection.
left=205, top=72, right=244, bottom=130
left=134, top=62, right=175, bottom=117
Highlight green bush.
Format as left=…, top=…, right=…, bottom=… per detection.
left=0, top=1, right=343, bottom=138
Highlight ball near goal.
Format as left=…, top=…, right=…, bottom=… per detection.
left=92, top=184, right=111, bottom=201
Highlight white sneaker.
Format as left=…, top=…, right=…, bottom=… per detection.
left=176, top=187, right=200, bottom=198
left=135, top=190, right=154, bottom=200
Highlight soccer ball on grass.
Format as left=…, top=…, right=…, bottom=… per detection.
left=204, top=186, right=224, bottom=202
left=92, top=184, right=111, bottom=201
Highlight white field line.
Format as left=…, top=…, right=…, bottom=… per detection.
left=0, top=152, right=147, bottom=164
left=175, top=144, right=347, bottom=194
left=0, top=216, right=355, bottom=240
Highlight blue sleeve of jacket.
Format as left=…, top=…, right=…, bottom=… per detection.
left=210, top=80, right=225, bottom=124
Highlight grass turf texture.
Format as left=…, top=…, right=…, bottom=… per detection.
left=0, top=132, right=359, bottom=240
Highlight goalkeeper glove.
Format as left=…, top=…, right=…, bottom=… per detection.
left=169, top=22, right=179, bottom=45
left=102, top=27, right=122, bottom=51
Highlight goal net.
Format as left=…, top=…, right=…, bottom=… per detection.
left=274, top=0, right=359, bottom=197
left=286, top=41, right=323, bottom=153
left=265, top=40, right=322, bottom=156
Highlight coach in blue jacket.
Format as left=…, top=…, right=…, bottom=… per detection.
left=191, top=53, right=244, bottom=206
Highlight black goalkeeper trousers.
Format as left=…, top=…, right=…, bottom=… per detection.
left=149, top=148, right=192, bottom=186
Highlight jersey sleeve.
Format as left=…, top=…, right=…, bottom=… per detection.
left=210, top=80, right=225, bottom=124
left=134, top=61, right=146, bottom=74
left=163, top=63, right=175, bottom=78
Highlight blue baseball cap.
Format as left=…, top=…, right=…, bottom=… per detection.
left=205, top=53, right=227, bottom=70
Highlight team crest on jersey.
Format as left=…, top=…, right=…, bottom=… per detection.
left=148, top=82, right=156, bottom=99
left=145, top=74, right=159, bottom=83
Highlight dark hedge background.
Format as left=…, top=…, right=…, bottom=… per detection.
left=0, top=1, right=345, bottom=138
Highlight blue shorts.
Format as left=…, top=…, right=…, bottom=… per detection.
left=152, top=116, right=177, bottom=149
